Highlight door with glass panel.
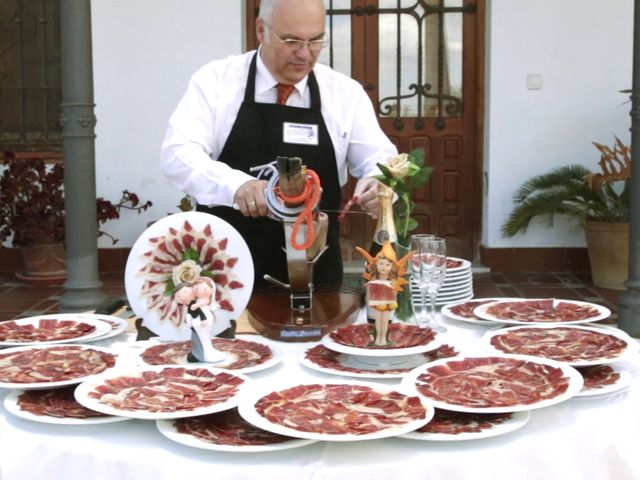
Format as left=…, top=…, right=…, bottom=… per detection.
left=245, top=0, right=483, bottom=262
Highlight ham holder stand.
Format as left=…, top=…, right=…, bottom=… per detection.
left=246, top=157, right=360, bottom=342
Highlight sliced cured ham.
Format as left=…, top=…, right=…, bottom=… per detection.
left=0, top=318, right=96, bottom=343
left=480, top=299, right=603, bottom=323
left=17, top=387, right=107, bottom=419
left=488, top=326, right=629, bottom=363
left=254, top=383, right=426, bottom=435
left=87, top=367, right=244, bottom=413
left=416, top=409, right=513, bottom=435
left=174, top=408, right=294, bottom=446
left=415, top=356, right=571, bottom=408
left=448, top=300, right=495, bottom=319
left=576, top=365, right=621, bottom=391
left=329, top=323, right=435, bottom=349
left=0, top=346, right=116, bottom=384
left=141, top=338, right=273, bottom=369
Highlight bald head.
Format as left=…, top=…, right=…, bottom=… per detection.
left=258, top=0, right=325, bottom=24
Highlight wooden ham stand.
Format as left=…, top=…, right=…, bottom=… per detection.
left=246, top=157, right=361, bottom=342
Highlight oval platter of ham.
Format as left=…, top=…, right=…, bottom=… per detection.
left=472, top=298, right=611, bottom=325
left=4, top=387, right=129, bottom=425
left=0, top=344, right=119, bottom=390
left=156, top=408, right=317, bottom=452
left=74, top=365, right=251, bottom=420
left=237, top=380, right=434, bottom=441
left=401, top=354, right=584, bottom=413
left=0, top=314, right=112, bottom=346
left=482, top=325, right=637, bottom=366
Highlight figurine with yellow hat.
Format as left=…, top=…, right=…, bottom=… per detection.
left=355, top=241, right=412, bottom=346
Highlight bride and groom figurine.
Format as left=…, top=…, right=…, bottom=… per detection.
left=173, top=276, right=226, bottom=363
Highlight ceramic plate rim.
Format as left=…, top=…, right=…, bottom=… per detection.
left=299, top=351, right=409, bottom=379
left=473, top=298, right=611, bottom=325
left=399, top=410, right=531, bottom=441
left=575, top=366, right=632, bottom=397
left=0, top=314, right=113, bottom=346
left=440, top=298, right=523, bottom=325
left=401, top=354, right=584, bottom=413
left=480, top=324, right=638, bottom=366
left=74, top=365, right=251, bottom=420
left=0, top=344, right=120, bottom=390
left=156, top=418, right=317, bottom=452
left=3, top=389, right=130, bottom=425
left=124, top=212, right=254, bottom=341
left=84, top=314, right=129, bottom=342
left=237, top=379, right=434, bottom=442
left=446, top=257, right=472, bottom=273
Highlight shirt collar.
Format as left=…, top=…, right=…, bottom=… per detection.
left=255, top=48, right=308, bottom=98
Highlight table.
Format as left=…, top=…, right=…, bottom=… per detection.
left=1, top=315, right=639, bottom=480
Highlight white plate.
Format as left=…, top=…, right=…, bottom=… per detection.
left=137, top=336, right=283, bottom=375
left=575, top=365, right=632, bottom=398
left=481, top=325, right=638, bottom=366
left=237, top=380, right=434, bottom=442
left=446, top=257, right=472, bottom=273
left=321, top=326, right=444, bottom=357
left=156, top=417, right=317, bottom=452
left=0, top=344, right=120, bottom=390
left=412, top=289, right=474, bottom=303
left=0, top=314, right=112, bottom=347
left=439, top=280, right=474, bottom=293
left=441, top=298, right=521, bottom=325
left=443, top=270, right=473, bottom=282
left=124, top=212, right=254, bottom=341
left=400, top=410, right=531, bottom=441
left=401, top=354, right=583, bottom=413
left=86, top=314, right=129, bottom=341
left=74, top=365, right=250, bottom=420
left=300, top=346, right=448, bottom=379
left=3, top=389, right=130, bottom=426
left=473, top=298, right=611, bottom=325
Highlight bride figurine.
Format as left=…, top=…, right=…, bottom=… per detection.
left=355, top=241, right=412, bottom=346
left=173, top=278, right=225, bottom=363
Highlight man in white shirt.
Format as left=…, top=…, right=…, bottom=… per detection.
left=161, top=0, right=397, bottom=288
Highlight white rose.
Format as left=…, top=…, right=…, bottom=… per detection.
left=172, top=260, right=202, bottom=286
left=386, top=153, right=410, bottom=179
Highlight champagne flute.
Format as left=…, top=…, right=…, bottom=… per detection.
left=409, top=234, right=434, bottom=328
left=410, top=235, right=447, bottom=332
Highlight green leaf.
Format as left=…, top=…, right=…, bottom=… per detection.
left=409, top=148, right=425, bottom=166
left=164, top=277, right=176, bottom=296
left=181, top=247, right=200, bottom=262
left=376, top=162, right=394, bottom=180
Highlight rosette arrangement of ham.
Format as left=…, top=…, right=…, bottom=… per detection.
left=136, top=220, right=244, bottom=326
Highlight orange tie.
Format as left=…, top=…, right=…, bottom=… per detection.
left=276, top=83, right=295, bottom=105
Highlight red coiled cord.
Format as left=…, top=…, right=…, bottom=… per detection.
left=275, top=169, right=321, bottom=251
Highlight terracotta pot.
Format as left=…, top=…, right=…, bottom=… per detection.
left=18, top=243, right=67, bottom=284
left=584, top=221, right=628, bottom=290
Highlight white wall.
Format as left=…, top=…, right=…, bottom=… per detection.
left=91, top=0, right=244, bottom=247
left=484, top=0, right=633, bottom=248
left=90, top=0, right=634, bottom=250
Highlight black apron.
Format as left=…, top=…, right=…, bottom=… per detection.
left=198, top=52, right=342, bottom=289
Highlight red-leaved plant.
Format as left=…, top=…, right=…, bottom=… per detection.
left=0, top=152, right=152, bottom=247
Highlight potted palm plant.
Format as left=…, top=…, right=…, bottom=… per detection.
left=501, top=137, right=630, bottom=290
left=0, top=152, right=153, bottom=282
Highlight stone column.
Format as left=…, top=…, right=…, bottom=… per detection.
left=58, top=0, right=107, bottom=310
left=618, top=0, right=640, bottom=335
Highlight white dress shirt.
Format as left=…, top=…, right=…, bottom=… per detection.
left=160, top=50, right=398, bottom=207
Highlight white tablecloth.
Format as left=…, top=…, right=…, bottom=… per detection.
left=1, top=316, right=639, bottom=480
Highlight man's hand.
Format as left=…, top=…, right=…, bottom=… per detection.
left=353, top=177, right=381, bottom=218
left=233, top=179, right=269, bottom=217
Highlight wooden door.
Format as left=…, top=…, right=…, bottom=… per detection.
left=245, top=0, right=484, bottom=262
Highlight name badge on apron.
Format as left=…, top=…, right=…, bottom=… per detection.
left=283, top=122, right=319, bottom=146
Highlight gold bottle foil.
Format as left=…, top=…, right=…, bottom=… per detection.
left=372, top=184, right=397, bottom=245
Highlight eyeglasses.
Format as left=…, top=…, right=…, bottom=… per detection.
left=264, top=22, right=327, bottom=53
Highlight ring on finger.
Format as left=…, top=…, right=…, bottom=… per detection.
left=248, top=201, right=256, bottom=208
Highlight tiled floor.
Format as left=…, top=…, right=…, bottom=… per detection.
left=0, top=270, right=624, bottom=324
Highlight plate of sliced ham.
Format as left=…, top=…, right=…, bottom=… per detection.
left=4, top=387, right=129, bottom=425
left=400, top=408, right=531, bottom=441
left=124, top=212, right=253, bottom=341
left=574, top=364, right=632, bottom=397
left=473, top=298, right=610, bottom=325
left=0, top=314, right=112, bottom=346
left=441, top=298, right=522, bottom=325
left=0, top=344, right=119, bottom=390
left=156, top=408, right=317, bottom=452
left=74, top=365, right=250, bottom=420
left=321, top=323, right=443, bottom=357
left=237, top=380, right=433, bottom=441
left=482, top=325, right=637, bottom=366
left=402, top=354, right=583, bottom=413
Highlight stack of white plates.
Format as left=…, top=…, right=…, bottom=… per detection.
left=410, top=257, right=473, bottom=307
